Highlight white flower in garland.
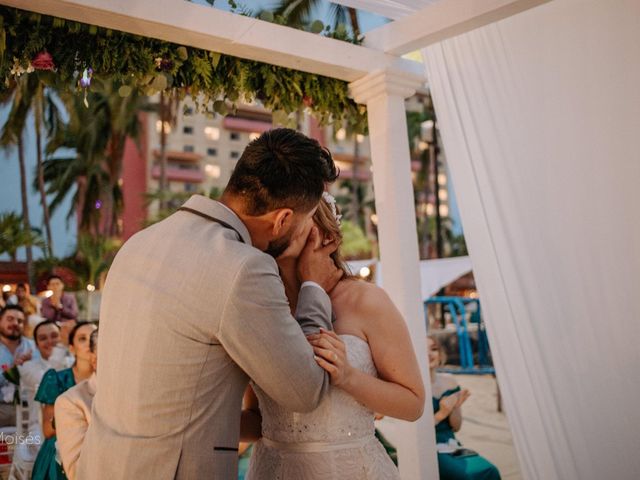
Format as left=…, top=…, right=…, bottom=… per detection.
left=322, top=191, right=342, bottom=226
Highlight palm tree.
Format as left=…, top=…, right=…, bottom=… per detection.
left=43, top=78, right=146, bottom=237
left=32, top=76, right=61, bottom=257
left=270, top=0, right=361, bottom=38
left=0, top=80, right=36, bottom=286
left=75, top=233, right=120, bottom=288
left=1, top=73, right=61, bottom=258
left=156, top=91, right=180, bottom=210
left=0, top=212, right=46, bottom=262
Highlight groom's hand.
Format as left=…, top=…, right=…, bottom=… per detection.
left=297, top=227, right=343, bottom=292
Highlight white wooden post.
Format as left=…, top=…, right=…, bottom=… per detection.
left=350, top=69, right=438, bottom=480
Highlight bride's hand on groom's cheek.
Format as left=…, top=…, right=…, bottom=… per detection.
left=307, top=329, right=353, bottom=387
left=297, top=227, right=343, bottom=292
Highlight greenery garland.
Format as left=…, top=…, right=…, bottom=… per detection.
left=0, top=6, right=367, bottom=132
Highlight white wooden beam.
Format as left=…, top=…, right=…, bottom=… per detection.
left=363, top=0, right=553, bottom=55
left=1, top=0, right=423, bottom=82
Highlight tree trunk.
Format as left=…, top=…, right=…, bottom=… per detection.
left=158, top=91, right=168, bottom=211
left=348, top=8, right=360, bottom=38
left=17, top=136, right=34, bottom=290
left=104, top=132, right=125, bottom=237
left=351, top=137, right=361, bottom=227
left=35, top=86, right=54, bottom=257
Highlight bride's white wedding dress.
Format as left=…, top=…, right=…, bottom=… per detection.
left=247, top=334, right=401, bottom=479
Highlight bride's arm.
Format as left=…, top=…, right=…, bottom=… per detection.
left=309, top=285, right=425, bottom=421
left=240, top=385, right=262, bottom=442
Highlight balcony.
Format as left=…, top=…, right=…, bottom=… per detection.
left=223, top=116, right=272, bottom=134
left=152, top=149, right=202, bottom=163
left=151, top=166, right=204, bottom=183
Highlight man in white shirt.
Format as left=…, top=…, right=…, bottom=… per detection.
left=0, top=305, right=40, bottom=426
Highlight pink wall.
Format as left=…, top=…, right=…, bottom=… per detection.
left=121, top=113, right=149, bottom=241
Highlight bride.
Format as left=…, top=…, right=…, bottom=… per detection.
left=242, top=192, right=425, bottom=479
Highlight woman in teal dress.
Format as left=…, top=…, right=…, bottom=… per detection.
left=32, top=322, right=97, bottom=480
left=428, top=335, right=501, bottom=480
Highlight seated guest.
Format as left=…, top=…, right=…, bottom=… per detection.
left=32, top=321, right=96, bottom=480
left=428, top=335, right=501, bottom=480
left=41, top=275, right=78, bottom=345
left=18, top=320, right=66, bottom=460
left=14, top=283, right=39, bottom=316
left=20, top=321, right=66, bottom=396
left=55, top=328, right=98, bottom=480
left=14, top=283, right=41, bottom=337
left=0, top=305, right=40, bottom=426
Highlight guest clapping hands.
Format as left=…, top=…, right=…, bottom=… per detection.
left=428, top=335, right=500, bottom=480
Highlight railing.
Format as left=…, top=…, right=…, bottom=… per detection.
left=425, top=296, right=494, bottom=375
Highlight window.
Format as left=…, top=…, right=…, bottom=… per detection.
left=184, top=183, right=196, bottom=193
left=204, top=126, right=220, bottom=141
left=183, top=145, right=195, bottom=153
left=230, top=151, right=240, bottom=159
left=184, top=107, right=194, bottom=116
left=207, top=148, right=218, bottom=157
left=205, top=164, right=221, bottom=179
left=183, top=126, right=194, bottom=135
left=230, top=132, right=240, bottom=141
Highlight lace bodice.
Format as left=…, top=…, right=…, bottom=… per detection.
left=253, top=335, right=377, bottom=443
left=248, top=335, right=400, bottom=479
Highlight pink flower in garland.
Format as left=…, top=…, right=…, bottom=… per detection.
left=31, top=51, right=56, bottom=71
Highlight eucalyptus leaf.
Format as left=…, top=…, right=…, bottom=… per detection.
left=310, top=20, right=324, bottom=34
left=210, top=52, right=221, bottom=69
left=152, top=74, right=167, bottom=91
left=118, top=85, right=132, bottom=97
left=177, top=46, right=188, bottom=61
left=272, top=110, right=288, bottom=126
left=259, top=11, right=274, bottom=23
left=213, top=100, right=227, bottom=115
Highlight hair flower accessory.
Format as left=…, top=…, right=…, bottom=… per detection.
left=322, top=191, right=342, bottom=226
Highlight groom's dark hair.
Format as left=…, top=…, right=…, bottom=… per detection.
left=224, top=128, right=338, bottom=215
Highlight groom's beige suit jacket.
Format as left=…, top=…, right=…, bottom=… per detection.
left=77, top=195, right=333, bottom=479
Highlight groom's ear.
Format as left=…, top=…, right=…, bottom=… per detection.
left=271, top=208, right=294, bottom=236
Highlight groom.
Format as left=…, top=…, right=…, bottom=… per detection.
left=78, top=129, right=344, bottom=479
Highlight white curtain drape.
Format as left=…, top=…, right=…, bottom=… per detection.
left=422, top=1, right=640, bottom=479
left=348, top=256, right=472, bottom=298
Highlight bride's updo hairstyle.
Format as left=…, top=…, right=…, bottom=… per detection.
left=313, top=196, right=354, bottom=279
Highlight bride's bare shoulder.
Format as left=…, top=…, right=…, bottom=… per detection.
left=334, top=277, right=375, bottom=297
left=333, top=280, right=394, bottom=313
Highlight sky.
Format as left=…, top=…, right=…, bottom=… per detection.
left=192, top=0, right=391, bottom=32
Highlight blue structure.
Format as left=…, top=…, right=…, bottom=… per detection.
left=425, top=296, right=494, bottom=375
